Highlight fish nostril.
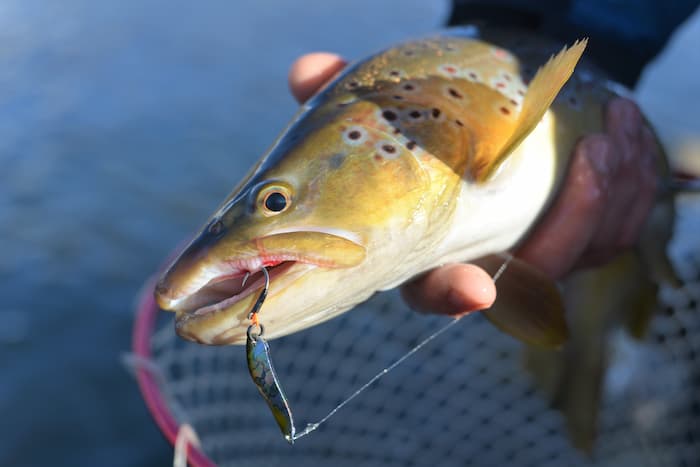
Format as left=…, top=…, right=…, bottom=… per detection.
left=208, top=220, right=224, bottom=236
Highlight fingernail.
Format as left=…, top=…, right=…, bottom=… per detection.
left=584, top=138, right=612, bottom=175
left=618, top=100, right=640, bottom=135
left=447, top=288, right=489, bottom=315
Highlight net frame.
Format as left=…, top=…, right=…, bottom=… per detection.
left=132, top=277, right=216, bottom=467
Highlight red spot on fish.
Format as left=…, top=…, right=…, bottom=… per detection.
left=492, top=48, right=510, bottom=61
left=374, top=154, right=382, bottom=161
left=445, top=66, right=457, bottom=74
left=495, top=82, right=506, bottom=89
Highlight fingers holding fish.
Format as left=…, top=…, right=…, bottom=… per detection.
left=288, top=52, right=347, bottom=103
left=616, top=125, right=659, bottom=247
left=581, top=98, right=659, bottom=265
left=400, top=263, right=497, bottom=317
left=516, top=135, right=612, bottom=279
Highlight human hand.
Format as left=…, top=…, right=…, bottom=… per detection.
left=288, top=53, right=659, bottom=317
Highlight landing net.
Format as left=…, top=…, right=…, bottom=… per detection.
left=130, top=196, right=700, bottom=467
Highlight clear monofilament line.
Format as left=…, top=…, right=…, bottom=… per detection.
left=292, top=255, right=513, bottom=441
left=292, top=316, right=461, bottom=440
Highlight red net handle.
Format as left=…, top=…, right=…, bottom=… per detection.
left=132, top=276, right=216, bottom=467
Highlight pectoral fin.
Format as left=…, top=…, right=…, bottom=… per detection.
left=474, top=255, right=568, bottom=348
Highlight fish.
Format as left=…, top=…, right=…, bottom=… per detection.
left=154, top=27, right=689, bottom=448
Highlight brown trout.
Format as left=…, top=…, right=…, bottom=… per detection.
left=155, top=28, right=682, bottom=449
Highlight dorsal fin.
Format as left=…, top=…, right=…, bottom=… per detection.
left=475, top=40, right=587, bottom=182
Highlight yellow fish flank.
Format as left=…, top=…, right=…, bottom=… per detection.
left=154, top=29, right=682, bottom=447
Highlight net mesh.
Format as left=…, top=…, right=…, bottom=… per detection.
left=136, top=196, right=700, bottom=467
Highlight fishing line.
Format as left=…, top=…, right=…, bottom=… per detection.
left=290, top=253, right=514, bottom=441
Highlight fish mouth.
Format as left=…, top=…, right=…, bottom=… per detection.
left=170, top=259, right=307, bottom=318
left=155, top=229, right=367, bottom=344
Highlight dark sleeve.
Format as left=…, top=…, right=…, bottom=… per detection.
left=448, top=0, right=700, bottom=86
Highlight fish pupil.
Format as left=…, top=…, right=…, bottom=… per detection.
left=264, top=192, right=288, bottom=212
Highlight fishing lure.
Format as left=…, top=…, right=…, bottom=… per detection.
left=245, top=267, right=296, bottom=442
left=246, top=257, right=513, bottom=443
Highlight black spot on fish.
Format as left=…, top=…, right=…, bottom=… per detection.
left=382, top=144, right=396, bottom=154
left=409, top=110, right=421, bottom=119
left=403, top=83, right=415, bottom=91
left=393, top=127, right=401, bottom=134
left=393, top=95, right=404, bottom=100
left=406, top=140, right=417, bottom=150
left=389, top=70, right=400, bottom=77
left=431, top=108, right=441, bottom=118
left=347, top=81, right=359, bottom=89
left=382, top=110, right=397, bottom=121
left=348, top=130, right=362, bottom=140
left=448, top=88, right=463, bottom=99
left=455, top=119, right=464, bottom=126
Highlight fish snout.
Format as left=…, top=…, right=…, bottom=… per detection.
left=154, top=277, right=180, bottom=311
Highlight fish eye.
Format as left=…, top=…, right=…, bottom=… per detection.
left=264, top=191, right=287, bottom=212
left=256, top=183, right=293, bottom=216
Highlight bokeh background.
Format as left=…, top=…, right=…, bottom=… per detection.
left=1, top=1, right=698, bottom=466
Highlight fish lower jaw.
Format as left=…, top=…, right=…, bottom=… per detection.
left=177, top=261, right=300, bottom=319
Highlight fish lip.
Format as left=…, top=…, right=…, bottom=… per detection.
left=170, top=257, right=318, bottom=319
left=186, top=261, right=301, bottom=318
left=159, top=227, right=365, bottom=317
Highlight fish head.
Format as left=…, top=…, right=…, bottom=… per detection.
left=155, top=100, right=430, bottom=344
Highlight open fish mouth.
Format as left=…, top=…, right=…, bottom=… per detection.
left=167, top=259, right=312, bottom=318
left=154, top=230, right=367, bottom=343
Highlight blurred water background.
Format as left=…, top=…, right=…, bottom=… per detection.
left=0, top=1, right=449, bottom=465
left=1, top=1, right=699, bottom=466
